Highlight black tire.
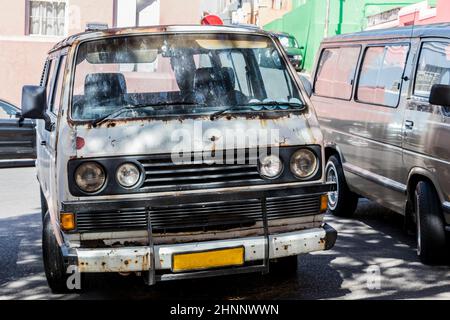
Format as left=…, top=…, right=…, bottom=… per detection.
left=270, top=255, right=298, bottom=274
left=42, top=213, right=71, bottom=293
left=414, top=181, right=449, bottom=265
left=40, top=188, right=48, bottom=222
left=325, top=155, right=359, bottom=217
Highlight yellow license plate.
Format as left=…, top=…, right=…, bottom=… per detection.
left=172, top=247, right=245, bottom=273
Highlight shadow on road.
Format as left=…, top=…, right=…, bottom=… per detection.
left=0, top=199, right=449, bottom=300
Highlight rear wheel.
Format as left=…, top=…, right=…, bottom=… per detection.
left=325, top=155, right=359, bottom=217
left=414, top=181, right=449, bottom=265
left=42, top=213, right=71, bottom=293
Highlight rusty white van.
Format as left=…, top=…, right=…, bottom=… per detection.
left=21, top=25, right=336, bottom=292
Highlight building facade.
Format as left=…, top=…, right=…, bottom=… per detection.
left=264, top=0, right=436, bottom=71
left=367, top=0, right=450, bottom=30
left=0, top=0, right=203, bottom=106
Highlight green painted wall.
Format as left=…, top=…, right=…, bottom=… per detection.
left=265, top=0, right=429, bottom=71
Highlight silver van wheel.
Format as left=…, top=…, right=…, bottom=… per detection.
left=326, top=161, right=339, bottom=210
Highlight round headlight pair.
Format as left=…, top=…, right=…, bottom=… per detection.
left=259, top=149, right=318, bottom=180
left=75, top=162, right=141, bottom=193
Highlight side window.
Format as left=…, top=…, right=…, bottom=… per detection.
left=356, top=45, right=409, bottom=107
left=414, top=42, right=450, bottom=98
left=50, top=56, right=67, bottom=115
left=314, top=46, right=361, bottom=100
left=45, top=59, right=56, bottom=107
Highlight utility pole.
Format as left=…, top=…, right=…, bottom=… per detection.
left=324, top=0, right=330, bottom=38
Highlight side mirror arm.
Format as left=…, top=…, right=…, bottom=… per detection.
left=43, top=113, right=54, bottom=132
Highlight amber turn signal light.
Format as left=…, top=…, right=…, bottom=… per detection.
left=320, top=194, right=328, bottom=213
left=60, top=213, right=76, bottom=231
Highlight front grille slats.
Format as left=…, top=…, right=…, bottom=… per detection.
left=145, top=165, right=255, bottom=175
left=144, top=171, right=261, bottom=183
left=75, top=195, right=321, bottom=233
left=137, top=151, right=264, bottom=192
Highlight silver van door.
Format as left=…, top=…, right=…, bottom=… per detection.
left=404, top=40, right=450, bottom=201
left=349, top=44, right=412, bottom=213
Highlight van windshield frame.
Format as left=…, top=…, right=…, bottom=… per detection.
left=68, top=32, right=306, bottom=123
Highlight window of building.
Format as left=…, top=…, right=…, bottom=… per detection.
left=356, top=45, right=409, bottom=107
left=314, top=46, right=361, bottom=100
left=28, top=0, right=66, bottom=36
left=414, top=42, right=450, bottom=98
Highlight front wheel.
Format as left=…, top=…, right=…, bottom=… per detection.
left=42, top=213, right=71, bottom=293
left=325, top=155, right=359, bottom=217
left=414, top=181, right=449, bottom=265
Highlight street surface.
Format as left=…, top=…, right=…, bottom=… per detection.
left=0, top=167, right=449, bottom=300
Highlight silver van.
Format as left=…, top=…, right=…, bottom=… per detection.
left=304, top=23, right=450, bottom=264
left=20, top=25, right=337, bottom=292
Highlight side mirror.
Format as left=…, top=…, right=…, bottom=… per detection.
left=21, top=85, right=53, bottom=131
left=429, top=84, right=450, bottom=106
left=299, top=75, right=313, bottom=98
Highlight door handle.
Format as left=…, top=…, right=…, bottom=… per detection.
left=40, top=141, right=47, bottom=146
left=405, top=120, right=414, bottom=130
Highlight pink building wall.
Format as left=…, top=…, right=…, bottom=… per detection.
left=0, top=0, right=114, bottom=106
left=0, top=0, right=204, bottom=106
left=399, top=0, right=450, bottom=26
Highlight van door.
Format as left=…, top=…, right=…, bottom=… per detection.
left=404, top=40, right=450, bottom=205
left=313, top=43, right=411, bottom=213
left=38, top=54, right=66, bottom=213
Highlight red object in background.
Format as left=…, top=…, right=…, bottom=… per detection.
left=76, top=137, right=85, bottom=150
left=201, top=15, right=223, bottom=26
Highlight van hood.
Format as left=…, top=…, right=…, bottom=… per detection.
left=74, top=113, right=322, bottom=158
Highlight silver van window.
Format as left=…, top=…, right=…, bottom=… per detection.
left=356, top=45, right=409, bottom=107
left=71, top=33, right=304, bottom=121
left=414, top=41, right=450, bottom=98
left=314, top=46, right=361, bottom=100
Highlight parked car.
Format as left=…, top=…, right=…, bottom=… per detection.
left=302, top=23, right=450, bottom=264
left=21, top=24, right=337, bottom=292
left=270, top=31, right=304, bottom=71
left=0, top=99, right=36, bottom=161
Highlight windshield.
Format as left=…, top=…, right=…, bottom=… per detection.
left=71, top=33, right=303, bottom=121
left=278, top=35, right=299, bottom=49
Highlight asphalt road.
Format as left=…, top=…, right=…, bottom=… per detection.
left=0, top=167, right=449, bottom=300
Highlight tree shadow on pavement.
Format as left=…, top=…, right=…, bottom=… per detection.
left=324, top=198, right=450, bottom=299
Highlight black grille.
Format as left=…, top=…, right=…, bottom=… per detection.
left=75, top=195, right=320, bottom=233
left=138, top=151, right=265, bottom=193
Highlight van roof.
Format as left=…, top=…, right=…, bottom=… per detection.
left=322, top=22, right=450, bottom=44
left=49, top=24, right=271, bottom=53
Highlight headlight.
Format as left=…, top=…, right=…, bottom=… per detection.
left=116, top=163, right=141, bottom=188
left=75, top=162, right=106, bottom=193
left=293, top=55, right=303, bottom=61
left=259, top=155, right=283, bottom=179
left=290, top=149, right=318, bottom=179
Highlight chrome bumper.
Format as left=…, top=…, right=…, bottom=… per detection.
left=63, top=224, right=337, bottom=276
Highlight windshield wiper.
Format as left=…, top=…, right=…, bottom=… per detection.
left=209, top=101, right=305, bottom=121
left=91, top=102, right=205, bottom=127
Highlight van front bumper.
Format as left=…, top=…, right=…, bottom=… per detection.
left=62, top=223, right=337, bottom=276
left=60, top=182, right=337, bottom=283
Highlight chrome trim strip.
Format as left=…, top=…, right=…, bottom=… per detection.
left=343, top=162, right=407, bottom=193
left=443, top=202, right=450, bottom=214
